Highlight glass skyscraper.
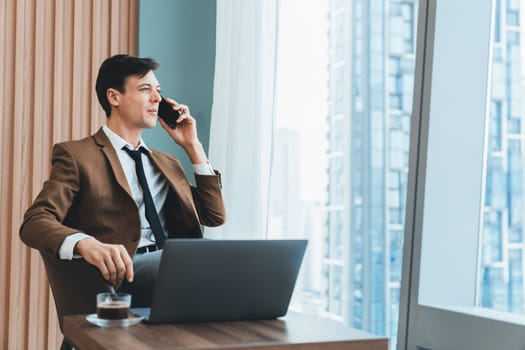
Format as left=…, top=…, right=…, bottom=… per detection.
left=480, top=0, right=524, bottom=314
left=325, top=0, right=416, bottom=343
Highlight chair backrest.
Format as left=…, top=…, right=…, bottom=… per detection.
left=40, top=252, right=108, bottom=331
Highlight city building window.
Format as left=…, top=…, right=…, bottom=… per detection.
left=480, top=0, right=524, bottom=316
left=268, top=1, right=418, bottom=349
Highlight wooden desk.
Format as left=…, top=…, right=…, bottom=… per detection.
left=63, top=312, right=388, bottom=350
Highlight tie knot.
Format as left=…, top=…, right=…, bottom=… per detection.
left=123, top=146, right=147, bottom=162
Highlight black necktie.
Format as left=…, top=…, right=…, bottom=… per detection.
left=123, top=146, right=166, bottom=249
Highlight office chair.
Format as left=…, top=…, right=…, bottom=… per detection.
left=40, top=252, right=108, bottom=350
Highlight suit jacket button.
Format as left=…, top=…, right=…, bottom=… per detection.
left=132, top=235, right=139, bottom=242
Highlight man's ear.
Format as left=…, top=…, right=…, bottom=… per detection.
left=107, top=88, right=120, bottom=107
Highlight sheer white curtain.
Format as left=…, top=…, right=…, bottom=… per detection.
left=206, top=0, right=278, bottom=239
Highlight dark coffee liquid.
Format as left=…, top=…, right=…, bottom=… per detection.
left=97, top=301, right=129, bottom=320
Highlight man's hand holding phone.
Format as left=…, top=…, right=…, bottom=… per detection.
left=157, top=97, right=208, bottom=165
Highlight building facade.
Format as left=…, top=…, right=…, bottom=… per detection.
left=480, top=0, right=525, bottom=314
left=325, top=0, right=416, bottom=342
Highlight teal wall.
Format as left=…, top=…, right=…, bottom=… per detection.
left=138, top=0, right=216, bottom=178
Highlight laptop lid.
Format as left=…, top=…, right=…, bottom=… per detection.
left=145, top=239, right=307, bottom=324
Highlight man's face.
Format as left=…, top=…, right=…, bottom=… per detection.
left=115, top=70, right=161, bottom=129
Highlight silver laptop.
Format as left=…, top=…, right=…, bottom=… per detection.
left=132, top=239, right=307, bottom=324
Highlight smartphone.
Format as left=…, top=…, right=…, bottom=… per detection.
left=158, top=97, right=181, bottom=129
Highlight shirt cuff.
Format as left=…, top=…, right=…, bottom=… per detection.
left=58, top=233, right=93, bottom=260
left=192, top=162, right=215, bottom=176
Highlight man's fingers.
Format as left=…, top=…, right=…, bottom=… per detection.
left=120, top=248, right=134, bottom=282
left=165, top=97, right=177, bottom=105
left=103, top=252, right=118, bottom=285
left=176, top=115, right=195, bottom=125
left=96, top=259, right=110, bottom=282
left=78, top=240, right=132, bottom=285
left=176, top=114, right=187, bottom=123
left=111, top=249, right=127, bottom=284
left=175, top=104, right=189, bottom=117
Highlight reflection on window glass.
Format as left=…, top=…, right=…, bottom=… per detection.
left=335, top=67, right=345, bottom=114
left=489, top=101, right=502, bottom=151
left=269, top=1, right=417, bottom=349
left=479, top=0, right=524, bottom=315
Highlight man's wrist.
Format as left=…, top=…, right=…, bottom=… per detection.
left=183, top=141, right=208, bottom=164
left=74, top=236, right=96, bottom=255
left=59, top=233, right=93, bottom=260
left=193, top=162, right=215, bottom=176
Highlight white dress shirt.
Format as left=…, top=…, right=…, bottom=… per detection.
left=58, top=125, right=215, bottom=259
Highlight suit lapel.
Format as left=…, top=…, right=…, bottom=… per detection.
left=93, top=127, right=200, bottom=230
left=149, top=151, right=201, bottom=227
left=93, top=128, right=133, bottom=198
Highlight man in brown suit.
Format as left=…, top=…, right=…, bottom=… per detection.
left=19, top=55, right=226, bottom=303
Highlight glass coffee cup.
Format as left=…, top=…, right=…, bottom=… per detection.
left=96, top=292, right=131, bottom=320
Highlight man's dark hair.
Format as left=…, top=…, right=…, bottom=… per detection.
left=95, top=54, right=159, bottom=117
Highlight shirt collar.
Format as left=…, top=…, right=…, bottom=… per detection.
left=102, top=124, right=151, bottom=152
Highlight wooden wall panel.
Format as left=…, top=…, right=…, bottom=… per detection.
left=0, top=0, right=138, bottom=348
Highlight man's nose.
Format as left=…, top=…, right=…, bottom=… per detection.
left=151, top=90, right=161, bottom=102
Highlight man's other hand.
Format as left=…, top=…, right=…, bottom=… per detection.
left=75, top=238, right=134, bottom=285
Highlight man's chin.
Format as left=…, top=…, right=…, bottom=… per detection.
left=143, top=119, right=158, bottom=129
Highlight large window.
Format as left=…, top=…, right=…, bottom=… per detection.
left=268, top=1, right=418, bottom=348
left=399, top=0, right=525, bottom=348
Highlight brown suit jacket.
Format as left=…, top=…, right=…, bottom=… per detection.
left=20, top=128, right=226, bottom=257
